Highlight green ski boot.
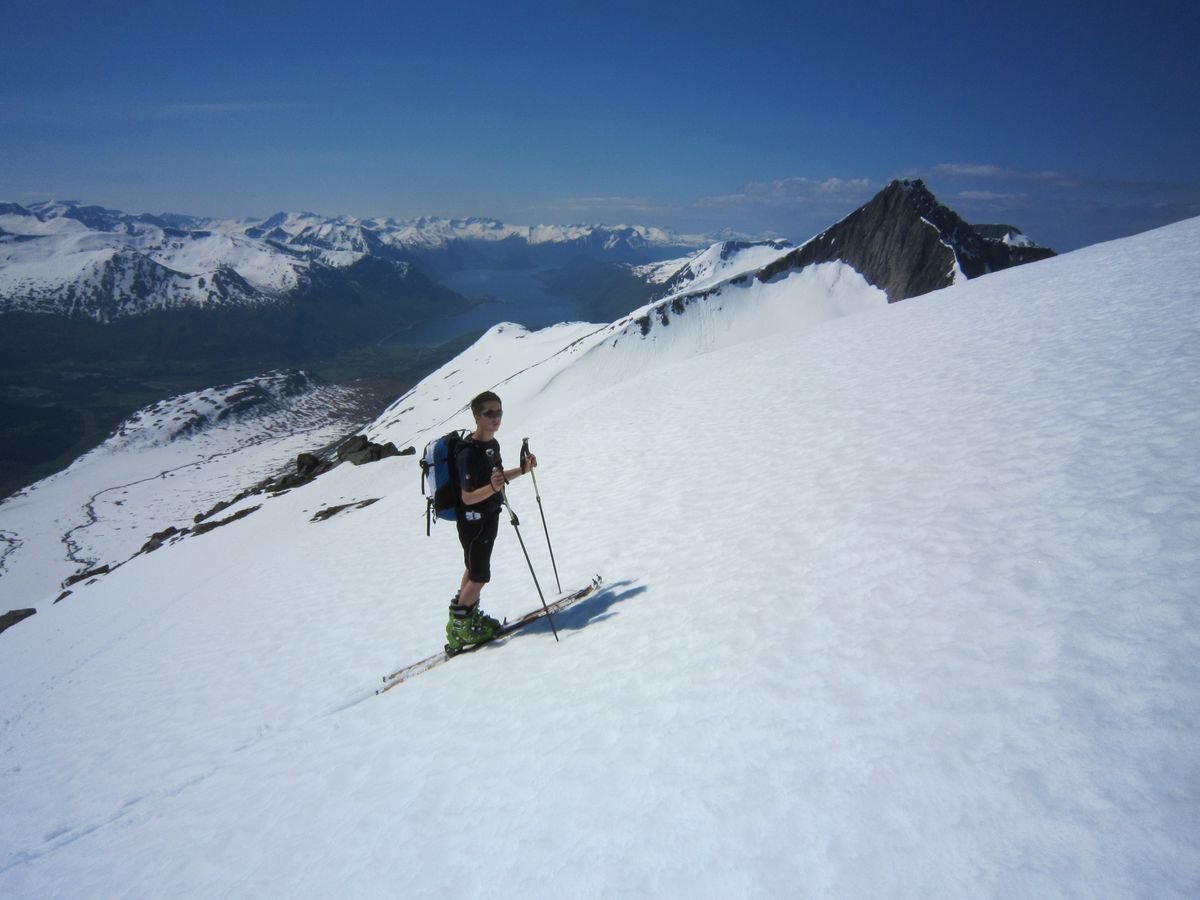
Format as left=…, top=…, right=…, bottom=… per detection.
left=446, top=603, right=500, bottom=652
left=471, top=603, right=502, bottom=632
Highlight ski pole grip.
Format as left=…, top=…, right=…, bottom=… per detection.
left=520, top=438, right=530, bottom=471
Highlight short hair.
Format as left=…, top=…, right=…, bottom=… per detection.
left=470, top=391, right=502, bottom=416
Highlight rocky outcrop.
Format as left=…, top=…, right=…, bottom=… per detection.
left=63, top=565, right=111, bottom=588
left=0, top=607, right=36, bottom=635
left=191, top=505, right=260, bottom=536
left=758, top=180, right=1056, bottom=302
left=269, top=452, right=337, bottom=492
left=187, top=434, right=403, bottom=531
left=310, top=498, right=380, bottom=522
left=336, top=434, right=403, bottom=465
left=141, top=526, right=184, bottom=554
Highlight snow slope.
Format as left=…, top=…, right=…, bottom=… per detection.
left=365, top=259, right=887, bottom=452
left=631, top=239, right=794, bottom=289
left=1, top=218, right=1198, bottom=898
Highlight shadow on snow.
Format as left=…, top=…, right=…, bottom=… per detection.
left=514, top=578, right=645, bottom=638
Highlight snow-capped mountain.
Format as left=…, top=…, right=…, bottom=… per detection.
left=0, top=201, right=705, bottom=321
left=0, top=214, right=1196, bottom=897
left=631, top=181, right=1053, bottom=313
left=0, top=203, right=286, bottom=319
left=754, top=179, right=1057, bottom=302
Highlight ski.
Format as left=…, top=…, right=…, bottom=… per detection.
left=377, top=575, right=602, bottom=694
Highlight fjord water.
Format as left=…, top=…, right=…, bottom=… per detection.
left=392, top=266, right=578, bottom=344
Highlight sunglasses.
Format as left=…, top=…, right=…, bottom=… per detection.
left=479, top=409, right=504, bottom=419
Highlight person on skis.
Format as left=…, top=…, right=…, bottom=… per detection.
left=447, top=390, right=537, bottom=649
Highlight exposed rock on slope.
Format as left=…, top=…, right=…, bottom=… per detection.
left=758, top=179, right=1055, bottom=302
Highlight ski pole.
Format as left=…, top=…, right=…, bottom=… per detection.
left=497, top=466, right=559, bottom=641
left=521, top=438, right=561, bottom=593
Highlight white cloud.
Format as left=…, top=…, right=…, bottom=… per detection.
left=930, top=164, right=1076, bottom=185
left=698, top=176, right=875, bottom=209
left=955, top=190, right=1028, bottom=203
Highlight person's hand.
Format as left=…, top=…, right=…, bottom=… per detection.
left=490, top=468, right=507, bottom=493
left=523, top=452, right=538, bottom=473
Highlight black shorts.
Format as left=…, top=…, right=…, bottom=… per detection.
left=457, top=508, right=501, bottom=583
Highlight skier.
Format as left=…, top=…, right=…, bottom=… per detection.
left=447, top=390, right=537, bottom=649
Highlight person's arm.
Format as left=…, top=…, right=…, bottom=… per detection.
left=504, top=452, right=536, bottom=482
left=461, top=477, right=502, bottom=506
left=461, top=455, right=536, bottom=504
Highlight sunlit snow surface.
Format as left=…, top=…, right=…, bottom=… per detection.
left=1, top=221, right=1198, bottom=898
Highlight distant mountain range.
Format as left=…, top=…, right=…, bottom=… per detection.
left=0, top=202, right=705, bottom=322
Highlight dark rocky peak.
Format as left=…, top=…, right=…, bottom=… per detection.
left=720, top=238, right=790, bottom=259
left=758, top=179, right=1056, bottom=302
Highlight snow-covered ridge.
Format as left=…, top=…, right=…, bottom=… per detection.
left=0, top=369, right=372, bottom=595
left=641, top=238, right=796, bottom=296
left=365, top=321, right=606, bottom=445
left=366, top=256, right=887, bottom=451
left=98, top=370, right=360, bottom=453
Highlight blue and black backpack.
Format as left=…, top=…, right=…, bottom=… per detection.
left=420, top=430, right=467, bottom=534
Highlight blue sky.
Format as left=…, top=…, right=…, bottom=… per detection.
left=3, top=0, right=1198, bottom=250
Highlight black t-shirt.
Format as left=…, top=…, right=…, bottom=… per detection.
left=456, top=437, right=503, bottom=512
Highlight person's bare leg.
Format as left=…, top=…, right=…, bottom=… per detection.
left=458, top=574, right=484, bottom=609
